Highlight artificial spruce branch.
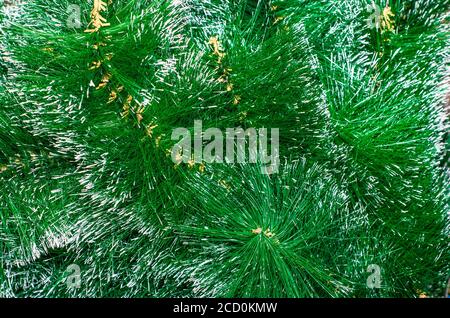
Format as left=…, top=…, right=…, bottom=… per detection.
left=0, top=0, right=449, bottom=298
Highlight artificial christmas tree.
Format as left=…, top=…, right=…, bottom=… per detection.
left=0, top=0, right=449, bottom=297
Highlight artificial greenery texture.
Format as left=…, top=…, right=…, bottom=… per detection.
left=0, top=0, right=449, bottom=297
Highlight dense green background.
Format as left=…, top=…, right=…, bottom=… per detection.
left=0, top=0, right=449, bottom=297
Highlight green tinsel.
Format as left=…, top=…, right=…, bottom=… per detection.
left=0, top=0, right=449, bottom=298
